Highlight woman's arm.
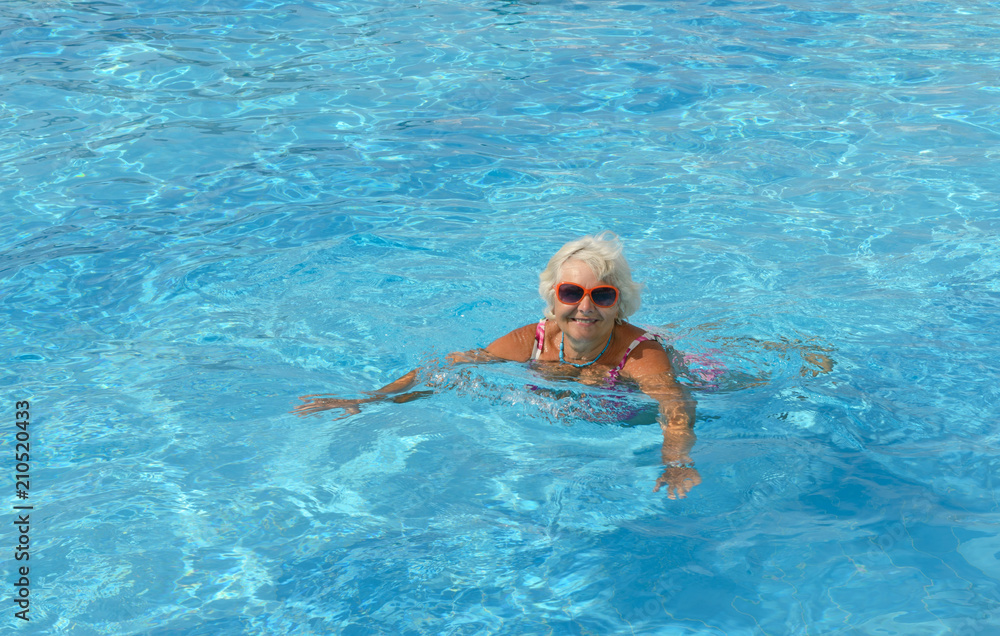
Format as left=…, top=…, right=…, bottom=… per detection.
left=292, top=368, right=431, bottom=418
left=625, top=341, right=696, bottom=430
left=293, top=324, right=538, bottom=417
left=623, top=341, right=701, bottom=499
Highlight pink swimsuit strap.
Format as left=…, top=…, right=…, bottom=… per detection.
left=531, top=319, right=547, bottom=360
left=605, top=333, right=658, bottom=386
left=531, top=319, right=660, bottom=385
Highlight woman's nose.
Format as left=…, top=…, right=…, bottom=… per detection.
left=577, top=295, right=595, bottom=312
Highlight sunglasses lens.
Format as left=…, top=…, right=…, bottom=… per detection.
left=557, top=284, right=585, bottom=304
left=592, top=287, right=618, bottom=307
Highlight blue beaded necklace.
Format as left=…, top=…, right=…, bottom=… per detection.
left=560, top=331, right=613, bottom=368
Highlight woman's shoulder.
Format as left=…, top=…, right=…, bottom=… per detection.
left=616, top=321, right=656, bottom=343
left=616, top=323, right=672, bottom=372
left=484, top=322, right=542, bottom=362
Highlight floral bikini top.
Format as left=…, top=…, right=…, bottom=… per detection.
left=529, top=319, right=663, bottom=387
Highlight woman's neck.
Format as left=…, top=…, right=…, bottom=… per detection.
left=561, top=327, right=614, bottom=363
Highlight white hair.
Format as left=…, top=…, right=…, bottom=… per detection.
left=537, top=231, right=642, bottom=322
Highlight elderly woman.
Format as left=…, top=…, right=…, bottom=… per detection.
left=295, top=232, right=700, bottom=498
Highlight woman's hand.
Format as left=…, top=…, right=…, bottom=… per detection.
left=292, top=389, right=434, bottom=418
left=654, top=465, right=702, bottom=499
left=292, top=395, right=371, bottom=418
left=657, top=427, right=699, bottom=498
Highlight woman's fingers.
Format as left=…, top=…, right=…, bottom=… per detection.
left=653, top=468, right=700, bottom=498
left=292, top=398, right=364, bottom=418
left=292, top=403, right=326, bottom=417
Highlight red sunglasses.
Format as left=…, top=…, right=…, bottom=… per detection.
left=555, top=282, right=620, bottom=308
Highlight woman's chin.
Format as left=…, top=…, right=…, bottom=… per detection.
left=567, top=320, right=605, bottom=339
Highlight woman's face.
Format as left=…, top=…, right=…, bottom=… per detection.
left=553, top=259, right=618, bottom=343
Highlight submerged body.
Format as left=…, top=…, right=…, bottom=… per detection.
left=296, top=235, right=700, bottom=497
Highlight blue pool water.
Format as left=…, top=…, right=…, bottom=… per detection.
left=3, top=0, right=1000, bottom=633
